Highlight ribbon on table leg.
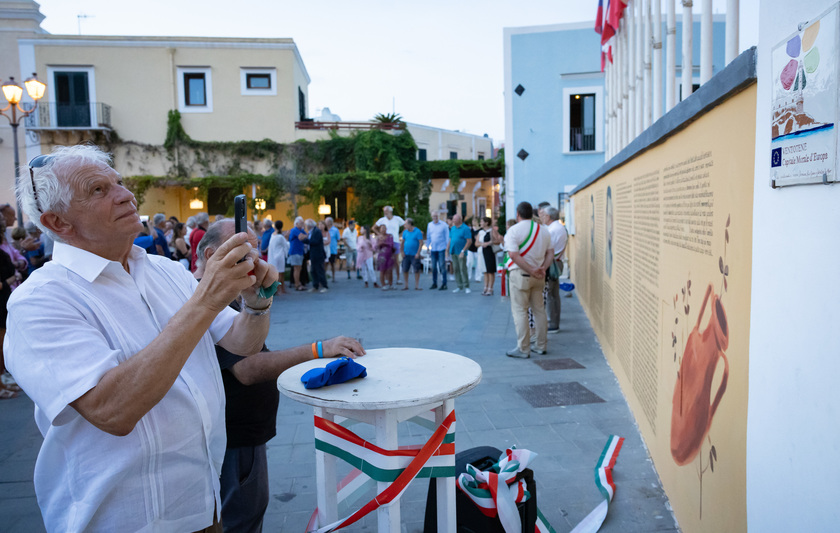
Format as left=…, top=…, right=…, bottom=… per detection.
left=307, top=409, right=457, bottom=533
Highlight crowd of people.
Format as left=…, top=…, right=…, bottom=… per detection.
left=1, top=142, right=570, bottom=532
left=0, top=203, right=53, bottom=399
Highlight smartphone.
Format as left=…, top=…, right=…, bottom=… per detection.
left=234, top=194, right=247, bottom=235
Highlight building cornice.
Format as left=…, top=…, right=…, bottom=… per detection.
left=19, top=35, right=311, bottom=83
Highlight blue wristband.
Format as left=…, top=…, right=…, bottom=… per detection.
left=317, top=341, right=324, bottom=358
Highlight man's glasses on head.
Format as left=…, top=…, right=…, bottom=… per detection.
left=28, top=154, right=53, bottom=214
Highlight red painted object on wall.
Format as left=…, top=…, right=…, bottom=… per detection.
left=670, top=283, right=730, bottom=466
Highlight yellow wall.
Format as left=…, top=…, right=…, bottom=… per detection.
left=29, top=37, right=306, bottom=145
left=429, top=177, right=497, bottom=220
left=570, top=84, right=756, bottom=533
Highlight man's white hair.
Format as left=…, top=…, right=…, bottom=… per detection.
left=194, top=212, right=210, bottom=226
left=18, top=144, right=114, bottom=240
left=153, top=213, right=166, bottom=226
left=305, top=218, right=315, bottom=230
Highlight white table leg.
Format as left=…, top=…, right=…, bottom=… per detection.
left=314, top=407, right=338, bottom=526
left=375, top=409, right=400, bottom=533
left=435, top=399, right=456, bottom=532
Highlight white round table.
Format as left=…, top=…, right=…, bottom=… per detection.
left=278, top=348, right=482, bottom=533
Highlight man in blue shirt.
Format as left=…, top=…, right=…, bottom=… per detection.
left=326, top=217, right=341, bottom=281
left=259, top=219, right=273, bottom=261
left=288, top=217, right=307, bottom=290
left=426, top=210, right=449, bottom=290
left=400, top=218, right=425, bottom=290
left=152, top=213, right=172, bottom=259
left=448, top=214, right=472, bottom=293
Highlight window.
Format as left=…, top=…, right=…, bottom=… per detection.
left=247, top=74, right=270, bottom=89
left=54, top=71, right=91, bottom=127
left=241, top=68, right=277, bottom=95
left=478, top=153, right=485, bottom=160
left=569, top=93, right=596, bottom=151
left=299, top=87, right=307, bottom=121
left=184, top=74, right=206, bottom=106
left=449, top=151, right=458, bottom=160
left=177, top=67, right=213, bottom=113
left=418, top=148, right=427, bottom=161
left=562, top=85, right=603, bottom=154
left=46, top=66, right=98, bottom=128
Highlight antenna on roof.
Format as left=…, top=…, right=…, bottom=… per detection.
left=77, top=13, right=94, bottom=35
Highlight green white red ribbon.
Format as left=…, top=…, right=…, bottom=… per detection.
left=497, top=220, right=540, bottom=297
left=569, top=435, right=624, bottom=533
left=306, top=409, right=456, bottom=532
left=456, top=435, right=624, bottom=533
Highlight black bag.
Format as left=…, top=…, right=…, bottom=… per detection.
left=423, top=446, right=537, bottom=533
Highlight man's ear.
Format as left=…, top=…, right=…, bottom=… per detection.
left=40, top=212, right=74, bottom=240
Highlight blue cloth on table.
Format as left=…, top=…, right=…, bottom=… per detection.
left=301, top=357, right=367, bottom=389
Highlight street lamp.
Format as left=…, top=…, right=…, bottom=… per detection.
left=1, top=73, right=46, bottom=227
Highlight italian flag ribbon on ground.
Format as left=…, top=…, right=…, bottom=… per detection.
left=457, top=436, right=624, bottom=533
left=497, top=220, right=541, bottom=297
left=569, top=435, right=624, bottom=533
left=306, top=409, right=457, bottom=532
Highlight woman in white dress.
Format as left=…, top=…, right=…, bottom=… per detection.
left=267, top=220, right=289, bottom=294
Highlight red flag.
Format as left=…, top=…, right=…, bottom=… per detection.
left=601, top=50, right=606, bottom=72
left=601, top=0, right=616, bottom=45
left=595, top=0, right=604, bottom=34
left=608, top=0, right=626, bottom=31
left=608, top=45, right=613, bottom=64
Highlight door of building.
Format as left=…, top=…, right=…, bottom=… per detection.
left=55, top=71, right=91, bottom=127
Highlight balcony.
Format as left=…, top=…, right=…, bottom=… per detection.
left=24, top=102, right=112, bottom=130
left=295, top=121, right=404, bottom=131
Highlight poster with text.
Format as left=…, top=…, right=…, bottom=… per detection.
left=770, top=4, right=839, bottom=186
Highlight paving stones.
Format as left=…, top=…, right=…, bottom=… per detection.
left=0, top=272, right=679, bottom=532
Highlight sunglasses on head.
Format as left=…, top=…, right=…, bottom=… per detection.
left=28, top=154, right=53, bottom=214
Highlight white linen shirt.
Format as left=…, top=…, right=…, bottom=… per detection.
left=4, top=242, right=237, bottom=533
left=342, top=228, right=358, bottom=251
left=503, top=219, right=551, bottom=272
left=375, top=215, right=405, bottom=241
left=548, top=220, right=568, bottom=260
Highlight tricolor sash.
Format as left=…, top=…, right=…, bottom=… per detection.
left=498, top=220, right=541, bottom=297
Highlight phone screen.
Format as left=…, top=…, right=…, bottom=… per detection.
left=234, top=194, right=247, bottom=235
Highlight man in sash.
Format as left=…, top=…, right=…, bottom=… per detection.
left=504, top=202, right=553, bottom=358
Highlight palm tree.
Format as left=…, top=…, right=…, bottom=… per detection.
left=373, top=112, right=406, bottom=129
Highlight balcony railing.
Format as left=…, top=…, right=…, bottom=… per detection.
left=24, top=102, right=112, bottom=130
left=295, top=121, right=405, bottom=131
left=570, top=127, right=597, bottom=152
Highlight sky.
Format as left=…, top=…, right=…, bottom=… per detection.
left=33, top=0, right=759, bottom=145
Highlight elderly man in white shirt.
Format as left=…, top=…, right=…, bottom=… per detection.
left=375, top=205, right=404, bottom=284
left=4, top=145, right=277, bottom=533
left=540, top=205, right=568, bottom=333
left=504, top=202, right=553, bottom=359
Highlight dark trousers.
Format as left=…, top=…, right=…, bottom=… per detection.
left=546, top=277, right=561, bottom=329
left=310, top=257, right=328, bottom=289
left=219, top=444, right=269, bottom=533
left=430, top=250, right=446, bottom=286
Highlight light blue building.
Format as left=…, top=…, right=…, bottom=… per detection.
left=503, top=17, right=727, bottom=219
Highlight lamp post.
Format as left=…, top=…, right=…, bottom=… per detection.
left=1, top=73, right=46, bottom=227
